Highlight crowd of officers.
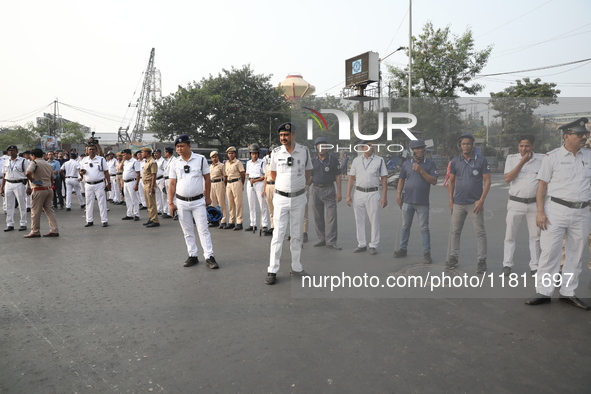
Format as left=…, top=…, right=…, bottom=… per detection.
left=2, top=117, right=591, bottom=310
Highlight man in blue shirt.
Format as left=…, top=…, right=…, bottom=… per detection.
left=47, top=151, right=63, bottom=210
left=393, top=139, right=438, bottom=264
left=447, top=133, right=491, bottom=273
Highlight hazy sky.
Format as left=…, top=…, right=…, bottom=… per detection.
left=1, top=0, right=590, bottom=133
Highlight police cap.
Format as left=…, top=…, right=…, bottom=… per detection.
left=458, top=133, right=475, bottom=142
left=107, top=150, right=115, bottom=155
left=409, top=139, right=427, bottom=149
left=249, top=144, right=260, bottom=153
left=226, top=146, right=237, bottom=153
left=558, top=117, right=588, bottom=133
left=174, top=134, right=191, bottom=145
left=121, top=149, right=132, bottom=155
left=164, top=146, right=174, bottom=153
left=314, top=137, right=328, bottom=145
left=277, top=122, right=295, bottom=133
left=6, top=145, right=18, bottom=151
left=154, top=149, right=162, bottom=153
left=141, top=147, right=152, bottom=153
left=210, top=150, right=219, bottom=158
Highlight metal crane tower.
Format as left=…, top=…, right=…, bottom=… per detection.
left=123, top=48, right=161, bottom=142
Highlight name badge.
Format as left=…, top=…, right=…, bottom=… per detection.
left=472, top=169, right=479, bottom=176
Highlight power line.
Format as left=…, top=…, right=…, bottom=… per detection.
left=492, top=27, right=591, bottom=59
left=383, top=7, right=409, bottom=56
left=476, top=57, right=591, bottom=78
left=0, top=102, right=54, bottom=123
left=477, top=0, right=554, bottom=38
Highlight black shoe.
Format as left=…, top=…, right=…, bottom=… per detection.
left=60, top=206, right=64, bottom=210
left=422, top=252, right=432, bottom=264
left=393, top=249, right=407, bottom=258
left=314, top=241, right=326, bottom=247
left=146, top=222, right=160, bottom=227
left=326, top=244, right=342, bottom=250
left=476, top=259, right=487, bottom=274
left=85, top=222, right=93, bottom=227
left=27, top=207, right=31, bottom=212
left=446, top=256, right=458, bottom=270
left=244, top=226, right=255, bottom=231
left=353, top=246, right=367, bottom=253
left=102, top=222, right=108, bottom=227
left=560, top=296, right=590, bottom=310
left=303, top=232, right=308, bottom=243
left=143, top=220, right=153, bottom=226
left=140, top=206, right=147, bottom=210
left=66, top=208, right=71, bottom=211
left=161, top=213, right=172, bottom=219
left=206, top=256, right=219, bottom=269
left=525, top=294, right=551, bottom=305
left=265, top=273, right=276, bottom=285
left=3, top=226, right=14, bottom=232
left=224, top=223, right=235, bottom=230
left=503, top=266, right=511, bottom=276
left=234, top=224, right=243, bottom=231
left=173, top=214, right=178, bottom=220
left=18, top=226, right=26, bottom=231
left=208, top=221, right=219, bottom=227
left=184, top=256, right=198, bottom=267
left=218, top=223, right=226, bottom=229
left=134, top=216, right=140, bottom=221
left=122, top=216, right=134, bottom=220
left=531, top=270, right=537, bottom=277
left=263, top=228, right=273, bottom=236
left=80, top=205, right=85, bottom=209
left=290, top=270, right=309, bottom=278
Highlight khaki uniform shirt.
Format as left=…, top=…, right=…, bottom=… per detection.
left=210, top=162, right=225, bottom=181
left=27, top=159, right=53, bottom=188
left=224, top=159, right=244, bottom=180
left=143, top=157, right=158, bottom=184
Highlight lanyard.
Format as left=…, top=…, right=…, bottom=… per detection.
left=463, top=154, right=477, bottom=169
left=363, top=155, right=374, bottom=171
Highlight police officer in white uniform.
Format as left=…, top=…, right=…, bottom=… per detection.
left=120, top=149, right=141, bottom=221
left=154, top=149, right=166, bottom=216
left=266, top=123, right=312, bottom=285
left=61, top=152, right=85, bottom=211
left=1, top=145, right=28, bottom=231
left=162, top=147, right=175, bottom=219
left=526, top=118, right=591, bottom=310
left=245, top=143, right=269, bottom=232
left=79, top=144, right=111, bottom=227
left=502, top=134, right=544, bottom=276
left=168, top=134, right=219, bottom=269
left=106, top=151, right=121, bottom=204
left=346, top=140, right=389, bottom=255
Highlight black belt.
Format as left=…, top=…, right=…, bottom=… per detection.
left=86, top=180, right=104, bottom=185
left=164, top=176, right=169, bottom=180
left=124, top=179, right=136, bottom=183
left=6, top=179, right=27, bottom=183
left=211, top=178, right=223, bottom=183
left=275, top=189, right=306, bottom=198
left=249, top=177, right=263, bottom=180
left=66, top=176, right=78, bottom=179
left=227, top=178, right=241, bottom=183
left=116, top=172, right=123, bottom=175
left=356, top=186, right=378, bottom=193
left=314, top=183, right=334, bottom=188
left=509, top=195, right=536, bottom=204
left=156, top=175, right=164, bottom=180
left=110, top=174, right=116, bottom=176
left=266, top=181, right=275, bottom=185
left=175, top=193, right=204, bottom=202
left=550, top=197, right=590, bottom=209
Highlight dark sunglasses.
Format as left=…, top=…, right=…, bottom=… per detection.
left=568, top=132, right=590, bottom=138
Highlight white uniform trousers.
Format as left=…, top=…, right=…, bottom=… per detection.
left=246, top=181, right=269, bottom=228
left=156, top=178, right=166, bottom=214
left=268, top=193, right=306, bottom=274
left=177, top=197, right=214, bottom=259
left=5, top=182, right=27, bottom=227
left=85, top=182, right=108, bottom=224
left=1, top=178, right=6, bottom=213
left=65, top=178, right=84, bottom=208
left=109, top=177, right=121, bottom=203
left=503, top=200, right=540, bottom=270
left=536, top=200, right=591, bottom=297
left=353, top=190, right=381, bottom=248
left=123, top=182, right=140, bottom=218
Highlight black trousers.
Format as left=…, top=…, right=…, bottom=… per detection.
left=53, top=176, right=64, bottom=208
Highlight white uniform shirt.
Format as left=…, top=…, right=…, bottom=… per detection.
left=164, top=157, right=176, bottom=178
left=537, top=145, right=591, bottom=202
left=139, top=158, right=146, bottom=178
left=504, top=153, right=545, bottom=198
left=122, top=158, right=141, bottom=181
left=246, top=158, right=266, bottom=179
left=0, top=157, right=4, bottom=179
left=2, top=157, right=28, bottom=180
left=107, top=158, right=117, bottom=175
left=62, top=159, right=81, bottom=178
left=269, top=143, right=313, bottom=193
left=156, top=157, right=165, bottom=177
left=349, top=154, right=388, bottom=188
left=169, top=153, right=209, bottom=197
left=80, top=155, right=108, bottom=183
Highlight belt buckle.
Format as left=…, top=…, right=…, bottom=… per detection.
left=573, top=202, right=583, bottom=209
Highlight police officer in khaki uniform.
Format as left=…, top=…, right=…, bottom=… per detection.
left=261, top=145, right=277, bottom=236
left=223, top=146, right=245, bottom=230
left=209, top=150, right=227, bottom=228
left=141, top=147, right=160, bottom=227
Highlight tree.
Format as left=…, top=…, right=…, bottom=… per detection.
left=387, top=22, right=492, bottom=100
left=59, top=122, right=88, bottom=144
left=490, top=77, right=560, bottom=151
left=150, top=65, right=290, bottom=148
left=0, top=124, right=40, bottom=151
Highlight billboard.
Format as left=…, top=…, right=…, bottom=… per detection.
left=345, top=51, right=379, bottom=87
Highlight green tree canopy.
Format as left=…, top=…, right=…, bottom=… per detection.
left=59, top=122, right=88, bottom=145
left=150, top=65, right=290, bottom=148
left=0, top=124, right=40, bottom=151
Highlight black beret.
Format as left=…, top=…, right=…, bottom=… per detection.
left=277, top=122, right=295, bottom=133
left=174, top=134, right=191, bottom=145
left=164, top=146, right=174, bottom=152
left=6, top=145, right=18, bottom=151
left=121, top=149, right=132, bottom=155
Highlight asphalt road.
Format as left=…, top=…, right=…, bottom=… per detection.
left=1, top=173, right=590, bottom=393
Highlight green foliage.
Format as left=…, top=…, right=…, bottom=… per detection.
left=490, top=78, right=560, bottom=150
left=387, top=22, right=492, bottom=100
left=0, top=124, right=39, bottom=150
left=150, top=65, right=290, bottom=148
left=60, top=122, right=88, bottom=144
